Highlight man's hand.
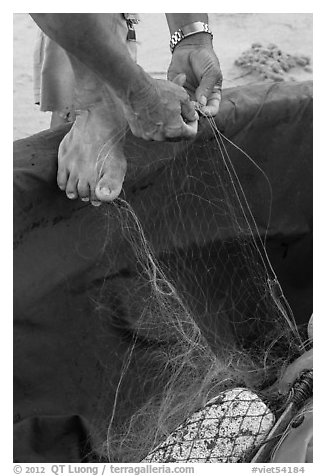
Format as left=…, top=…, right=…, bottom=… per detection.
left=167, top=38, right=223, bottom=117
left=122, top=74, right=199, bottom=141
left=31, top=13, right=201, bottom=142
left=278, top=348, right=313, bottom=395
left=278, top=315, right=313, bottom=395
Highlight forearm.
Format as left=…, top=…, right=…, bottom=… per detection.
left=165, top=13, right=208, bottom=33
left=30, top=13, right=150, bottom=102
left=165, top=13, right=212, bottom=48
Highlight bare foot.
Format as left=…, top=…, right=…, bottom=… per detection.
left=55, top=16, right=136, bottom=206
left=57, top=99, right=127, bottom=206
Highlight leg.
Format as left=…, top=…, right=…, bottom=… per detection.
left=56, top=14, right=134, bottom=205
left=57, top=95, right=128, bottom=205
left=50, top=111, right=76, bottom=128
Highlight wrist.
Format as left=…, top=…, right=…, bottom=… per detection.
left=111, top=63, right=152, bottom=105
left=173, top=32, right=213, bottom=51
left=170, top=22, right=213, bottom=53
left=165, top=13, right=208, bottom=34
left=121, top=65, right=154, bottom=107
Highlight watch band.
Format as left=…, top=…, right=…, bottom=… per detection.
left=170, top=21, right=213, bottom=53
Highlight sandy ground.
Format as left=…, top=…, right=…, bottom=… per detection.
left=13, top=13, right=312, bottom=141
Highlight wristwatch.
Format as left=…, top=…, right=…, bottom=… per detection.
left=170, top=21, right=213, bottom=53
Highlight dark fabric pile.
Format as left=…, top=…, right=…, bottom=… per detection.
left=13, top=81, right=312, bottom=462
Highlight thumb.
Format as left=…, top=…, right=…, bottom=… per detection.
left=172, top=73, right=198, bottom=123
left=195, top=72, right=219, bottom=106
left=172, top=73, right=187, bottom=87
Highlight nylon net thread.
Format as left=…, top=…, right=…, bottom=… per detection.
left=90, top=114, right=305, bottom=462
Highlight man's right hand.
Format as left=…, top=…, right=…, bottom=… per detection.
left=122, top=74, right=199, bottom=141
left=31, top=14, right=199, bottom=143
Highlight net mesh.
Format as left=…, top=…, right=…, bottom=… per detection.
left=92, top=113, right=304, bottom=462
left=142, top=388, right=274, bottom=463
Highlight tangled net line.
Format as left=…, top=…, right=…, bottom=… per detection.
left=92, top=114, right=305, bottom=462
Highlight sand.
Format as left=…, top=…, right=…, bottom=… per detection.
left=13, top=13, right=312, bottom=141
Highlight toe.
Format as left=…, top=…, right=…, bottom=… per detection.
left=65, top=174, right=78, bottom=200
left=95, top=155, right=127, bottom=202
left=57, top=136, right=71, bottom=191
left=89, top=179, right=102, bottom=207
left=77, top=179, right=90, bottom=202
left=57, top=166, right=69, bottom=191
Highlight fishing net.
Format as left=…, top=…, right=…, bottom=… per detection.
left=90, top=84, right=307, bottom=462
left=142, top=388, right=274, bottom=463
left=13, top=81, right=312, bottom=463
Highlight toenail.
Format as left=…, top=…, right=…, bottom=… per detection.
left=81, top=197, right=90, bottom=202
left=99, top=186, right=112, bottom=197
left=91, top=200, right=102, bottom=207
left=67, top=192, right=76, bottom=199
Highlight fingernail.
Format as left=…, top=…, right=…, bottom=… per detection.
left=199, top=96, right=207, bottom=106
left=67, top=192, right=75, bottom=199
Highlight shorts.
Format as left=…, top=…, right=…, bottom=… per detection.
left=33, top=13, right=138, bottom=117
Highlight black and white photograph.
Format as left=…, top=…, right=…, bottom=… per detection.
left=13, top=10, right=313, bottom=469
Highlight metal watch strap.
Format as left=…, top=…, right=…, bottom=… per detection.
left=170, top=21, right=213, bottom=53
left=123, top=13, right=140, bottom=42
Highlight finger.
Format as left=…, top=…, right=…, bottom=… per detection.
left=200, top=95, right=221, bottom=117
left=278, top=349, right=313, bottom=395
left=143, top=128, right=165, bottom=142
left=171, top=74, right=199, bottom=122
left=307, top=314, right=313, bottom=341
left=178, top=119, right=198, bottom=139
left=199, top=87, right=222, bottom=116
left=200, top=103, right=220, bottom=117
left=181, top=99, right=199, bottom=123
left=172, top=73, right=186, bottom=87
left=144, top=121, right=197, bottom=142
left=195, top=71, right=223, bottom=107
left=163, top=115, right=198, bottom=139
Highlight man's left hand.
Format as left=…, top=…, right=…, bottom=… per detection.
left=167, top=40, right=223, bottom=117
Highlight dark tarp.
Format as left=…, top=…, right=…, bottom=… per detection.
left=13, top=81, right=313, bottom=462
